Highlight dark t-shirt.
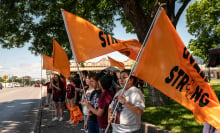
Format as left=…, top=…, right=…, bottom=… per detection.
left=61, top=79, right=66, bottom=90
left=53, top=82, right=64, bottom=101
left=89, top=89, right=102, bottom=121
left=66, top=84, right=75, bottom=99
left=97, top=89, right=114, bottom=128
left=45, top=82, right=52, bottom=93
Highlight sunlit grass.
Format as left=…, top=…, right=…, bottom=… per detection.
left=142, top=85, right=220, bottom=133
left=210, top=79, right=220, bottom=83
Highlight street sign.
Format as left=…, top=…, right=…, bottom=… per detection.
left=2, top=75, right=8, bottom=80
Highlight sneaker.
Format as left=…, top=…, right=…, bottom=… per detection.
left=66, top=120, right=72, bottom=124
left=52, top=117, right=58, bottom=121
left=59, top=117, right=63, bottom=121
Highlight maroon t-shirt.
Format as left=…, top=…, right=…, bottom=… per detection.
left=61, top=78, right=66, bottom=90
left=97, top=89, right=114, bottom=128
left=66, top=84, right=75, bottom=99
left=46, top=82, right=52, bottom=93
left=53, top=82, right=64, bottom=101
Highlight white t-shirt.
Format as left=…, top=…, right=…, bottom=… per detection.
left=203, top=123, right=220, bottom=133
left=82, top=88, right=94, bottom=115
left=109, top=86, right=145, bottom=133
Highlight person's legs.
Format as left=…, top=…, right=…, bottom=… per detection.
left=52, top=102, right=59, bottom=121
left=48, top=93, right=53, bottom=106
left=59, top=103, right=63, bottom=117
left=45, top=93, right=49, bottom=106
left=88, top=120, right=99, bottom=133
left=66, top=99, right=73, bottom=123
left=70, top=98, right=74, bottom=107
left=58, top=98, right=64, bottom=121
left=54, top=103, right=59, bottom=117
left=84, top=115, right=87, bottom=124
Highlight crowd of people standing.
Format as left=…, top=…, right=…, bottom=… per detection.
left=44, top=69, right=145, bottom=133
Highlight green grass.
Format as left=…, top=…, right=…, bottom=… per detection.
left=210, top=79, right=220, bottom=84
left=142, top=85, right=220, bottom=133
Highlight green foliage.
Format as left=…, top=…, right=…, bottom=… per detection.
left=0, top=0, right=119, bottom=58
left=186, top=0, right=220, bottom=61
left=0, top=77, right=3, bottom=82
left=0, top=0, right=189, bottom=58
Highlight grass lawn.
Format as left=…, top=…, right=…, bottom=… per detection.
left=210, top=79, right=220, bottom=84
left=142, top=85, right=220, bottom=133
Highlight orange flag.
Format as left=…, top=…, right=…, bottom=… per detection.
left=53, top=39, right=70, bottom=79
left=62, top=9, right=141, bottom=62
left=133, top=8, right=220, bottom=130
left=108, top=56, right=125, bottom=70
left=42, top=54, right=53, bottom=70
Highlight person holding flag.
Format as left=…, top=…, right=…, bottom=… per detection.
left=44, top=81, right=53, bottom=107
left=51, top=74, right=65, bottom=121
left=85, top=73, right=115, bottom=133
left=108, top=70, right=145, bottom=133
left=82, top=72, right=101, bottom=133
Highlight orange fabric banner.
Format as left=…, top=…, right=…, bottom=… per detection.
left=134, top=9, right=220, bottom=130
left=42, top=54, right=53, bottom=70
left=62, top=9, right=141, bottom=62
left=108, top=56, right=125, bottom=70
left=53, top=39, right=70, bottom=79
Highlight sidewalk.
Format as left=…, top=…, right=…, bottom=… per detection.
left=35, top=97, right=85, bottom=133
left=35, top=87, right=173, bottom=133
left=35, top=100, right=173, bottom=133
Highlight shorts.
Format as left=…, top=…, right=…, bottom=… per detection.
left=53, top=97, right=64, bottom=103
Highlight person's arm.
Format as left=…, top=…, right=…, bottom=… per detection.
left=118, top=94, right=144, bottom=115
left=85, top=102, right=104, bottom=117
left=52, top=83, right=61, bottom=91
left=73, top=89, right=77, bottom=105
left=84, top=114, right=89, bottom=130
left=108, top=108, right=115, bottom=123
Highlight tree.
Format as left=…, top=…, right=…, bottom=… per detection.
left=22, top=76, right=32, bottom=86
left=0, top=0, right=191, bottom=105
left=186, top=0, right=220, bottom=61
left=0, top=77, right=3, bottom=82
left=8, top=76, right=18, bottom=83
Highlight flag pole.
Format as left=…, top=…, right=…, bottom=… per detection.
left=104, top=7, right=163, bottom=133
left=61, top=9, right=86, bottom=95
left=51, top=41, right=55, bottom=120
left=38, top=54, right=44, bottom=132
left=40, top=54, right=43, bottom=109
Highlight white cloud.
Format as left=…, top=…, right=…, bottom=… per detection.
left=0, top=63, right=46, bottom=79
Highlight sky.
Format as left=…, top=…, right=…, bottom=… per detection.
left=0, top=1, right=195, bottom=79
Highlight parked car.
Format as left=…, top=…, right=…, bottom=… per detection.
left=14, top=83, right=21, bottom=87
left=34, top=83, right=40, bottom=87
left=4, top=83, right=13, bottom=88
left=0, top=82, right=2, bottom=89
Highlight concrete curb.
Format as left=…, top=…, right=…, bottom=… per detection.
left=34, top=97, right=45, bottom=133
left=34, top=107, right=42, bottom=133
left=141, top=122, right=174, bottom=133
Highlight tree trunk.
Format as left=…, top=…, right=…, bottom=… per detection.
left=117, top=0, right=190, bottom=106
left=147, top=84, right=170, bottom=106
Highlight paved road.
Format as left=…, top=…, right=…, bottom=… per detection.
left=0, top=86, right=42, bottom=133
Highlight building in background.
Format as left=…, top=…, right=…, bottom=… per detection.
left=45, top=58, right=220, bottom=81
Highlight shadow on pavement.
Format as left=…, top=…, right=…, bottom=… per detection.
left=36, top=97, right=84, bottom=133
left=0, top=99, right=40, bottom=133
